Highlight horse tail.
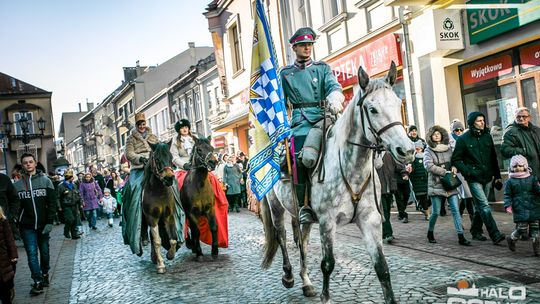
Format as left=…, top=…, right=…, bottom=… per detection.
left=261, top=195, right=278, bottom=269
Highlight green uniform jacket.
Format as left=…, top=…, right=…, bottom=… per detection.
left=280, top=61, right=341, bottom=144
left=501, top=122, right=540, bottom=177
left=451, top=128, right=502, bottom=185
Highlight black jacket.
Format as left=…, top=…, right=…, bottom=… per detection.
left=13, top=171, right=57, bottom=230
left=501, top=122, right=540, bottom=177
left=0, top=173, right=19, bottom=221
left=452, top=127, right=501, bottom=184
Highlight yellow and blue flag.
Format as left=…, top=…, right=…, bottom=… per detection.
left=248, top=0, right=290, bottom=201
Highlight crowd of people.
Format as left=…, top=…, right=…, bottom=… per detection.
left=379, top=107, right=540, bottom=258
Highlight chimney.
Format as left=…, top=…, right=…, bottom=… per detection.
left=86, top=98, right=94, bottom=111
left=189, top=42, right=196, bottom=64
left=78, top=103, right=82, bottom=112
left=136, top=60, right=140, bottom=67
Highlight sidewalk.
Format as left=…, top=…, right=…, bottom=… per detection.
left=13, top=224, right=77, bottom=304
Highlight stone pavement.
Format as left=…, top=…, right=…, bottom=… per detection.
left=11, top=205, right=540, bottom=303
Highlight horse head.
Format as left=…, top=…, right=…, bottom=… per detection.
left=190, top=136, right=218, bottom=171
left=354, top=61, right=414, bottom=164
left=148, top=141, right=175, bottom=186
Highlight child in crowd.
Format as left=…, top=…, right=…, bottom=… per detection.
left=100, top=188, right=117, bottom=228
left=504, top=155, right=540, bottom=256
left=407, top=141, right=430, bottom=220
left=0, top=206, right=17, bottom=304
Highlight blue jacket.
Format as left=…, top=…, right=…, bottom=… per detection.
left=503, top=175, right=540, bottom=222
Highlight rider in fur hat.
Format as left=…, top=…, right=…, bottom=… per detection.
left=171, top=119, right=196, bottom=171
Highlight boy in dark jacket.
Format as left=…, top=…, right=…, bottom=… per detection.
left=504, top=155, right=540, bottom=256
left=13, top=153, right=57, bottom=295
left=57, top=170, right=82, bottom=240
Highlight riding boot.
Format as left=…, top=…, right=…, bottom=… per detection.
left=296, top=184, right=317, bottom=224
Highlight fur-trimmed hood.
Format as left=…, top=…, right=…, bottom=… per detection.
left=426, top=125, right=450, bottom=148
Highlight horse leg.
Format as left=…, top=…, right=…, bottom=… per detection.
left=187, top=213, right=203, bottom=259
left=164, top=214, right=178, bottom=261
left=150, top=225, right=166, bottom=273
left=208, top=213, right=219, bottom=258
left=319, top=221, right=336, bottom=303
left=141, top=216, right=149, bottom=246
left=357, top=210, right=396, bottom=304
left=299, top=223, right=317, bottom=297
left=273, top=203, right=294, bottom=288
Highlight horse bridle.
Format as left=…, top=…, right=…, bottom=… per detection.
left=189, top=149, right=215, bottom=171
left=339, top=87, right=404, bottom=223
left=150, top=153, right=173, bottom=179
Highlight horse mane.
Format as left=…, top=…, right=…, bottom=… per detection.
left=143, top=142, right=172, bottom=187
left=332, top=77, right=392, bottom=148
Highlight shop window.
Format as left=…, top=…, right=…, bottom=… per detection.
left=322, top=0, right=340, bottom=23
left=522, top=78, right=539, bottom=123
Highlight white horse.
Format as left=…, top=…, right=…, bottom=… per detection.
left=261, top=62, right=415, bottom=304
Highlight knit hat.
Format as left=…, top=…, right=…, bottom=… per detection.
left=174, top=119, right=191, bottom=132
left=414, top=141, right=424, bottom=149
left=104, top=188, right=111, bottom=194
left=450, top=119, right=465, bottom=132
left=467, top=112, right=484, bottom=128
left=510, top=155, right=529, bottom=172
left=408, top=125, right=418, bottom=132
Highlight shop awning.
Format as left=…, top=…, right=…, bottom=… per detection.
left=213, top=110, right=248, bottom=132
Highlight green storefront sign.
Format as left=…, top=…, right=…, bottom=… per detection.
left=467, top=0, right=540, bottom=44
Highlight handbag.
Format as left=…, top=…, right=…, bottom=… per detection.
left=441, top=172, right=462, bottom=191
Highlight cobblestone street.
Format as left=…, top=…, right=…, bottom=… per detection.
left=13, top=206, right=540, bottom=303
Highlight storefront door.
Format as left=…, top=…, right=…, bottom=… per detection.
left=499, top=70, right=540, bottom=125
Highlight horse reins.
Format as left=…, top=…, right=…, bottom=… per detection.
left=150, top=154, right=172, bottom=177
left=190, top=150, right=214, bottom=171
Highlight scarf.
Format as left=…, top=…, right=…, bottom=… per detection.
left=508, top=170, right=531, bottom=179
left=431, top=144, right=449, bottom=152
left=415, top=152, right=424, bottom=159
left=181, top=135, right=194, bottom=155
left=63, top=180, right=74, bottom=190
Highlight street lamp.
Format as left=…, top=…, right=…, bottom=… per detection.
left=5, top=113, right=47, bottom=153
left=0, top=120, right=11, bottom=174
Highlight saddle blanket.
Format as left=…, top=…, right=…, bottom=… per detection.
left=175, top=171, right=229, bottom=248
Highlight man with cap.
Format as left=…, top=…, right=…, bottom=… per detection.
left=57, top=169, right=82, bottom=240
left=408, top=125, right=425, bottom=145
left=501, top=107, right=540, bottom=179
left=280, top=27, right=344, bottom=224
left=170, top=118, right=196, bottom=170
left=452, top=112, right=506, bottom=244
left=123, top=112, right=159, bottom=255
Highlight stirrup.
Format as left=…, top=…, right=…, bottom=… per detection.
left=299, top=206, right=318, bottom=224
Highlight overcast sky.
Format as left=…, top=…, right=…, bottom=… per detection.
left=0, top=1, right=213, bottom=135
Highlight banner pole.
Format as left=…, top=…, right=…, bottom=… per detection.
left=284, top=137, right=305, bottom=254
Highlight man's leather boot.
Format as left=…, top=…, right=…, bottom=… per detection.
left=296, top=184, right=317, bottom=224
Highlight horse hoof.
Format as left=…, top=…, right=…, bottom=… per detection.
left=211, top=254, right=218, bottom=261
left=302, top=285, right=317, bottom=297
left=320, top=293, right=332, bottom=304
left=282, top=276, right=294, bottom=289
left=211, top=248, right=218, bottom=256
left=166, top=251, right=176, bottom=260
left=157, top=267, right=166, bottom=274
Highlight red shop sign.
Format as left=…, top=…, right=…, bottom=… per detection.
left=213, top=136, right=226, bottom=148
left=520, top=41, right=540, bottom=69
left=462, top=55, right=513, bottom=86
left=328, top=34, right=402, bottom=88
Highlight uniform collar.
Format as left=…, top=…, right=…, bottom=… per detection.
left=294, top=59, right=313, bottom=69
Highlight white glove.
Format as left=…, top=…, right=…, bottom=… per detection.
left=327, top=90, right=344, bottom=115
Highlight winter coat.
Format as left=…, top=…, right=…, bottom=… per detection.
left=452, top=126, right=501, bottom=185
left=0, top=173, right=19, bottom=221
left=57, top=181, right=82, bottom=207
left=0, top=218, right=17, bottom=283
left=223, top=163, right=243, bottom=195
left=376, top=152, right=403, bottom=194
left=170, top=134, right=196, bottom=169
left=409, top=154, right=428, bottom=195
left=14, top=171, right=57, bottom=231
left=424, top=125, right=458, bottom=197
left=503, top=176, right=540, bottom=222
left=100, top=196, right=117, bottom=214
left=501, top=122, right=540, bottom=178
left=125, top=127, right=159, bottom=170
left=79, top=178, right=103, bottom=211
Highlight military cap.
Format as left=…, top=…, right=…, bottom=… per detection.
left=174, top=119, right=191, bottom=132
left=289, top=27, right=317, bottom=45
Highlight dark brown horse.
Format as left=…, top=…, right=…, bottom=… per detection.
left=142, top=141, right=179, bottom=273
left=180, top=137, right=219, bottom=260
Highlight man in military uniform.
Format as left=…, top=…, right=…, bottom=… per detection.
left=280, top=27, right=344, bottom=224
